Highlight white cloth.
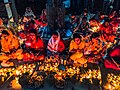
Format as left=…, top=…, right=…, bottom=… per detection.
left=47, top=32, right=60, bottom=52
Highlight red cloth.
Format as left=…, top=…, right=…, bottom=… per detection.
left=57, top=40, right=65, bottom=52
left=100, top=24, right=113, bottom=34
left=24, top=38, right=44, bottom=61
left=35, top=20, right=47, bottom=27
left=104, top=60, right=120, bottom=70
left=110, top=46, right=120, bottom=57
left=104, top=46, right=120, bottom=70
left=18, top=32, right=26, bottom=39
left=25, top=38, right=44, bottom=49
left=100, top=24, right=116, bottom=42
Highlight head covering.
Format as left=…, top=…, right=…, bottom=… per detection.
left=47, top=31, right=60, bottom=52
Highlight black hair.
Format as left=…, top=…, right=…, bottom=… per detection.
left=83, top=9, right=88, bottom=13
left=82, top=17, right=87, bottom=21
left=104, top=17, right=110, bottom=22
left=28, top=20, right=35, bottom=24
left=2, top=30, right=9, bottom=35
left=52, top=31, right=58, bottom=36
left=29, top=29, right=37, bottom=36
left=90, top=32, right=100, bottom=40
left=73, top=33, right=81, bottom=39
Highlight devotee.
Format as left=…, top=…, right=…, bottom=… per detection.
left=47, top=31, right=65, bottom=57
left=109, top=11, right=119, bottom=32
left=89, top=19, right=100, bottom=32
left=69, top=33, right=87, bottom=65
left=100, top=18, right=116, bottom=43
left=84, top=32, right=105, bottom=63
left=40, top=9, right=47, bottom=22
left=109, top=10, right=118, bottom=21
left=0, top=18, right=6, bottom=33
left=80, top=9, right=90, bottom=21
left=23, top=29, right=44, bottom=61
left=2, top=17, right=9, bottom=28
left=24, top=20, right=38, bottom=34
left=24, top=7, right=35, bottom=18
left=0, top=29, right=23, bottom=67
left=23, top=7, right=36, bottom=23
left=74, top=17, right=90, bottom=36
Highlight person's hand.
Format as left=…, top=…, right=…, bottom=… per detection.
left=53, top=49, right=57, bottom=53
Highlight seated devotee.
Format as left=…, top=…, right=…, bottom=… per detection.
left=89, top=19, right=100, bottom=32
left=74, top=17, right=90, bottom=36
left=24, top=7, right=35, bottom=19
left=100, top=18, right=116, bottom=43
left=109, top=11, right=118, bottom=21
left=0, top=29, right=23, bottom=67
left=23, top=7, right=36, bottom=23
left=84, top=32, right=106, bottom=63
left=40, top=9, right=47, bottom=22
left=80, top=9, right=90, bottom=21
left=24, top=20, right=38, bottom=33
left=23, top=29, right=44, bottom=61
left=47, top=31, right=65, bottom=57
left=69, top=33, right=87, bottom=65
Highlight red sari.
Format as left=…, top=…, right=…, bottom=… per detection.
left=23, top=38, right=44, bottom=61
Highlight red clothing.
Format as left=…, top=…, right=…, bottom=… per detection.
left=24, top=38, right=44, bottom=61
left=35, top=19, right=47, bottom=27
left=110, top=46, right=120, bottom=57
left=104, top=46, right=120, bottom=70
left=57, top=40, right=65, bottom=52
left=100, top=24, right=113, bottom=34
left=104, top=60, right=120, bottom=70
left=25, top=38, right=44, bottom=49
left=100, top=24, right=115, bottom=42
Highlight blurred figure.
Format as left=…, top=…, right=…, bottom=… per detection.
left=109, top=10, right=118, bottom=21
left=23, top=7, right=36, bottom=22
left=81, top=9, right=90, bottom=21
left=74, top=17, right=90, bottom=36
left=24, top=20, right=38, bottom=33
left=40, top=9, right=47, bottom=22
left=24, top=7, right=35, bottom=18
left=100, top=18, right=116, bottom=43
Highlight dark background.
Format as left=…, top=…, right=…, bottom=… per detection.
left=0, top=0, right=120, bottom=17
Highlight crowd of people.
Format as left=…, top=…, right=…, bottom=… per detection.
left=0, top=7, right=120, bottom=70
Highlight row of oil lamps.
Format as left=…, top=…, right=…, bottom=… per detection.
left=0, top=62, right=119, bottom=90
left=103, top=73, right=120, bottom=90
